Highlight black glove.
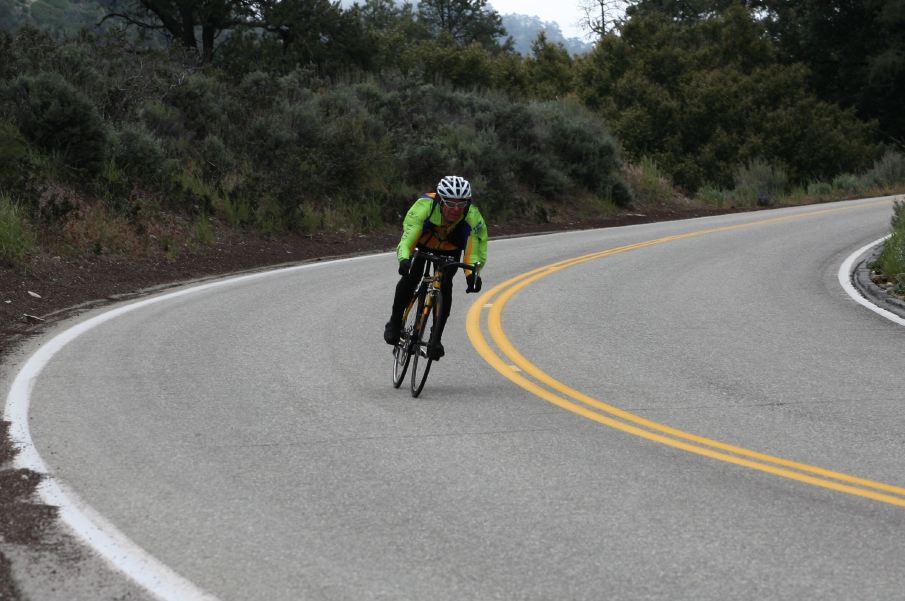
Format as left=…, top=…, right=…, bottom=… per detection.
left=398, top=258, right=412, bottom=276
left=466, top=274, right=482, bottom=293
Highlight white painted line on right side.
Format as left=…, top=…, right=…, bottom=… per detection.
left=838, top=235, right=905, bottom=327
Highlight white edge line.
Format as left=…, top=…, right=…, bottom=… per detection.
left=838, top=235, right=905, bottom=327
left=2, top=252, right=381, bottom=601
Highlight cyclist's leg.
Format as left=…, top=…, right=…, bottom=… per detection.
left=428, top=250, right=461, bottom=357
left=386, top=253, right=427, bottom=343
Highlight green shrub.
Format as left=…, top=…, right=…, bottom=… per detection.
left=695, top=185, right=727, bottom=207
left=527, top=100, right=623, bottom=200
left=861, top=151, right=905, bottom=188
left=831, top=173, right=862, bottom=193
left=732, top=159, right=787, bottom=206
left=199, top=135, right=235, bottom=185
left=806, top=181, right=834, bottom=196
left=111, top=124, right=167, bottom=183
left=0, top=193, right=34, bottom=262
left=625, top=157, right=674, bottom=207
left=165, top=74, right=229, bottom=139
left=193, top=214, right=214, bottom=244
left=873, top=201, right=905, bottom=290
left=5, top=26, right=57, bottom=78
left=53, top=43, right=105, bottom=103
left=237, top=71, right=281, bottom=106
left=0, top=121, right=33, bottom=196
left=139, top=101, right=184, bottom=139
left=5, top=72, right=108, bottom=173
left=217, top=193, right=254, bottom=227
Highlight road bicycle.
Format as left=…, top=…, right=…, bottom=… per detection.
left=391, top=250, right=478, bottom=397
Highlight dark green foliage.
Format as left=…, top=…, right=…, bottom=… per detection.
left=0, top=121, right=35, bottom=198
left=527, top=101, right=622, bottom=198
left=861, top=151, right=905, bottom=188
left=0, top=192, right=35, bottom=262
left=2, top=26, right=58, bottom=78
left=111, top=123, right=168, bottom=184
left=576, top=7, right=881, bottom=192
left=140, top=101, right=184, bottom=139
left=199, top=135, right=234, bottom=184
left=4, top=71, right=108, bottom=173
left=0, top=0, right=900, bottom=239
left=164, top=74, right=230, bottom=140
left=417, top=0, right=505, bottom=48
left=873, top=200, right=905, bottom=289
left=525, top=33, right=574, bottom=100
left=0, top=121, right=33, bottom=196
left=757, top=0, right=905, bottom=144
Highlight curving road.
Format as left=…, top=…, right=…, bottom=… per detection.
left=14, top=195, right=905, bottom=600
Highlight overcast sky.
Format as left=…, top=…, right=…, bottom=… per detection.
left=489, top=1, right=589, bottom=39
left=339, top=0, right=593, bottom=41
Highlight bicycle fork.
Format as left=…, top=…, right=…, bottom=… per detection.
left=416, top=279, right=442, bottom=355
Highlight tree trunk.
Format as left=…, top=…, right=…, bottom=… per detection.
left=179, top=3, right=198, bottom=49
left=202, top=24, right=215, bottom=62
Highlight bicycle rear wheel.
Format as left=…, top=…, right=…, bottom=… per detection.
left=410, top=293, right=441, bottom=398
left=392, top=294, right=421, bottom=388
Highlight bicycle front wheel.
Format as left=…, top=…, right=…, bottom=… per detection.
left=410, top=292, right=441, bottom=398
left=392, top=294, right=421, bottom=388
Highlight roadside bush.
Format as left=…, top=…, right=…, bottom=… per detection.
left=397, top=137, right=455, bottom=186
left=731, top=159, right=787, bottom=206
left=806, top=181, right=834, bottom=197
left=873, top=201, right=905, bottom=291
left=695, top=185, right=727, bottom=207
left=4, top=26, right=57, bottom=78
left=53, top=43, right=105, bottom=104
left=526, top=100, right=626, bottom=204
left=4, top=72, right=108, bottom=173
left=199, top=135, right=235, bottom=186
left=165, top=73, right=229, bottom=140
left=111, top=123, right=168, bottom=184
left=831, top=173, right=861, bottom=193
left=861, top=150, right=905, bottom=188
left=139, top=101, right=184, bottom=139
left=624, top=157, right=675, bottom=207
left=0, top=193, right=35, bottom=263
left=0, top=121, right=33, bottom=197
left=237, top=70, right=282, bottom=107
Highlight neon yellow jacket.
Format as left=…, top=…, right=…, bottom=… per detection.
left=396, top=193, right=487, bottom=272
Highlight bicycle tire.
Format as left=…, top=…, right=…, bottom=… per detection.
left=410, top=291, right=441, bottom=397
left=392, top=292, right=421, bottom=387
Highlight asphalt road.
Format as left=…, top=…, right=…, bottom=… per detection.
left=21, top=196, right=905, bottom=600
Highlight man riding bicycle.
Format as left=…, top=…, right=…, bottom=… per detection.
left=383, top=175, right=488, bottom=360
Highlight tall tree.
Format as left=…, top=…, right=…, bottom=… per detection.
left=626, top=0, right=755, bottom=22
left=526, top=32, right=573, bottom=99
left=756, top=0, right=905, bottom=143
left=578, top=0, right=628, bottom=38
left=575, top=6, right=879, bottom=191
left=100, top=0, right=253, bottom=61
left=417, top=0, right=504, bottom=47
left=355, top=0, right=428, bottom=71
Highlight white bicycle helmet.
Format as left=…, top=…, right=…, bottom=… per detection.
left=436, top=175, right=472, bottom=201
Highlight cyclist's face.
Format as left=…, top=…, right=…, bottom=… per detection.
left=440, top=199, right=467, bottom=222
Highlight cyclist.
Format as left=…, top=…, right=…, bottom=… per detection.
left=383, top=175, right=488, bottom=360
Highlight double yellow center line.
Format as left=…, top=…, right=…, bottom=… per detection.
left=466, top=201, right=905, bottom=507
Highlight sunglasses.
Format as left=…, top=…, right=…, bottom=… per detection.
left=440, top=199, right=469, bottom=208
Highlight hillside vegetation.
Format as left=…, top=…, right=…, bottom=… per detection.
left=1, top=0, right=904, bottom=266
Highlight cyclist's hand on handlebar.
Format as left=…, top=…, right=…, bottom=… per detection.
left=466, top=274, right=482, bottom=293
left=398, top=258, right=412, bottom=276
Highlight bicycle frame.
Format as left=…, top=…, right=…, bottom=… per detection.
left=392, top=249, right=479, bottom=397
